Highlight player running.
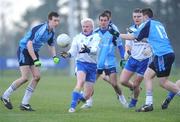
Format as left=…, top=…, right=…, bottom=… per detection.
left=81, top=10, right=126, bottom=109
left=1, top=11, right=60, bottom=111
left=119, top=8, right=180, bottom=112
left=119, top=8, right=152, bottom=108
left=95, top=12, right=128, bottom=107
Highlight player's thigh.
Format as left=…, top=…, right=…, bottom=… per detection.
left=76, top=71, right=86, bottom=88
left=19, top=66, right=31, bottom=79
left=144, top=67, right=156, bottom=81
left=133, top=75, right=143, bottom=86
left=30, top=65, right=41, bottom=78
left=120, top=68, right=134, bottom=83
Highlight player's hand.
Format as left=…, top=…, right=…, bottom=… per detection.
left=120, top=59, right=126, bottom=69
left=33, top=59, right=41, bottom=67
left=60, top=51, right=70, bottom=58
left=79, top=44, right=90, bottom=53
left=109, top=28, right=120, bottom=37
left=53, top=56, right=60, bottom=64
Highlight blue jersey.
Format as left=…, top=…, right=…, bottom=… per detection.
left=109, top=21, right=123, bottom=46
left=95, top=28, right=117, bottom=69
left=133, top=19, right=174, bottom=56
left=19, top=22, right=55, bottom=52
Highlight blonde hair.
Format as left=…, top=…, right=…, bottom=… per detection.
left=81, top=18, right=94, bottom=29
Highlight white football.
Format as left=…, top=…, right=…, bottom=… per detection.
left=56, top=33, right=71, bottom=48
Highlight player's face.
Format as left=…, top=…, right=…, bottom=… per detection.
left=82, top=21, right=93, bottom=35
left=132, top=12, right=143, bottom=26
left=99, top=16, right=109, bottom=29
left=48, top=16, right=60, bottom=29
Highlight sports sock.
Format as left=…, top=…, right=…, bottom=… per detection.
left=3, top=83, right=17, bottom=99
left=86, top=97, right=93, bottom=106
left=118, top=95, right=127, bottom=104
left=70, top=91, right=81, bottom=109
left=167, top=91, right=176, bottom=100
left=176, top=91, right=180, bottom=96
left=130, top=98, right=137, bottom=106
left=145, top=90, right=153, bottom=105
left=22, top=86, right=34, bottom=105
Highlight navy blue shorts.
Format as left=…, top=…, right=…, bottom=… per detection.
left=97, top=67, right=117, bottom=75
left=149, top=53, right=175, bottom=77
left=17, top=47, right=39, bottom=66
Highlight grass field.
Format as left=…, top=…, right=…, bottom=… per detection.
left=0, top=69, right=180, bottom=122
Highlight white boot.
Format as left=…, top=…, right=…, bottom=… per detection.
left=118, top=95, right=128, bottom=108
left=80, top=97, right=93, bottom=109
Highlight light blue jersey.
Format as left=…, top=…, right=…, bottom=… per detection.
left=95, top=28, right=116, bottom=69
left=133, top=19, right=174, bottom=56
left=19, top=22, right=55, bottom=52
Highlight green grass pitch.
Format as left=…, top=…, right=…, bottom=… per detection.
left=0, top=69, right=179, bottom=122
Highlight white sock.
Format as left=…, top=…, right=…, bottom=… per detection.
left=145, top=90, right=153, bottom=105
left=3, top=83, right=17, bottom=100
left=119, top=95, right=127, bottom=104
left=21, top=86, right=34, bottom=105
left=176, top=91, right=180, bottom=96
left=86, top=97, right=93, bottom=106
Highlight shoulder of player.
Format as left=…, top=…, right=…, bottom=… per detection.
left=93, top=28, right=100, bottom=33
left=31, top=22, right=48, bottom=35
left=151, top=19, right=163, bottom=26
left=129, top=25, right=138, bottom=32
left=31, top=23, right=46, bottom=30
left=73, top=33, right=82, bottom=40
left=110, top=23, right=119, bottom=32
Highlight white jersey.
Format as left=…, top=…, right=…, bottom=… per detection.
left=126, top=25, right=153, bottom=60
left=68, top=32, right=100, bottom=64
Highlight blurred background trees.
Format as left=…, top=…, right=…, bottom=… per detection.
left=0, top=0, right=180, bottom=66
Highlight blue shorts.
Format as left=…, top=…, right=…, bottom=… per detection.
left=124, top=57, right=150, bottom=76
left=17, top=47, right=39, bottom=66
left=76, top=61, right=97, bottom=83
left=97, top=67, right=117, bottom=75
left=149, top=53, right=175, bottom=77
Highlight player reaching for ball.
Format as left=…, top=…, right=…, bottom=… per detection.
left=60, top=18, right=101, bottom=113
left=1, top=11, right=60, bottom=111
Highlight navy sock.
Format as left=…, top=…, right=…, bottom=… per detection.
left=130, top=98, right=137, bottom=106
left=167, top=91, right=175, bottom=100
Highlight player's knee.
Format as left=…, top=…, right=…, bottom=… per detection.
left=121, top=80, right=128, bottom=87
left=21, top=76, right=29, bottom=83
left=159, top=80, right=168, bottom=89
left=133, top=82, right=139, bottom=89
left=33, top=75, right=41, bottom=81
left=111, top=82, right=118, bottom=88
left=159, top=82, right=166, bottom=89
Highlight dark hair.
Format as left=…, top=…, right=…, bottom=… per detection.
left=103, top=10, right=112, bottom=18
left=48, top=11, right=59, bottom=20
left=133, top=8, right=142, bottom=13
left=142, top=8, right=153, bottom=18
left=99, top=12, right=109, bottom=20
